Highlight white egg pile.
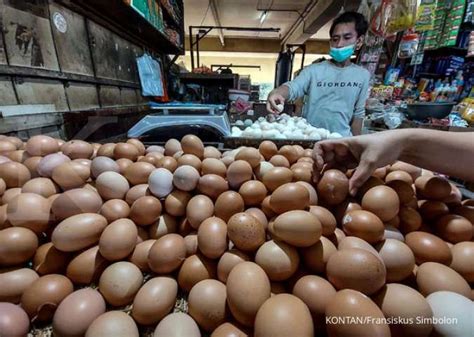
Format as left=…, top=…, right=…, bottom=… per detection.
left=231, top=114, right=343, bottom=140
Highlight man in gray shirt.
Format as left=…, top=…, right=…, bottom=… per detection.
left=267, top=12, right=371, bottom=136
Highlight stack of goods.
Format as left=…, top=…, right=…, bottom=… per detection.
left=0, top=134, right=473, bottom=337
left=439, top=0, right=467, bottom=47
left=424, top=0, right=447, bottom=50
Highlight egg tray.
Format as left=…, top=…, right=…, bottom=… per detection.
left=224, top=136, right=318, bottom=149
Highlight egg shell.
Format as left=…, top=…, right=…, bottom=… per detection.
left=148, top=233, right=186, bottom=273
left=161, top=192, right=189, bottom=218
left=153, top=313, right=201, bottom=337
left=95, top=171, right=130, bottom=200
left=113, top=143, right=139, bottom=161
left=301, top=236, right=337, bottom=273
left=307, top=206, right=335, bottom=236
left=385, top=170, right=413, bottom=184
left=227, top=212, right=265, bottom=252
left=291, top=167, right=312, bottom=183
left=254, top=161, right=274, bottom=181
left=177, top=154, right=202, bottom=171
left=198, top=174, right=229, bottom=199
left=226, top=262, right=271, bottom=327
left=261, top=167, right=293, bottom=192
left=333, top=200, right=363, bottom=225
left=129, top=195, right=162, bottom=226
left=235, top=148, right=261, bottom=169
left=435, top=214, right=473, bottom=243
left=203, top=146, right=221, bottom=159
left=99, top=218, right=137, bottom=261
left=426, top=291, right=474, bottom=337
left=245, top=208, right=268, bottom=230
left=450, top=241, right=474, bottom=282
left=99, top=199, right=130, bottom=223
left=52, top=213, right=108, bottom=252
left=85, top=311, right=139, bottom=337
left=0, top=302, right=30, bottom=337
left=342, top=210, right=384, bottom=244
left=188, top=279, right=227, bottom=332
left=7, top=193, right=51, bottom=233
left=259, top=141, right=278, bottom=161
left=8, top=150, right=30, bottom=163
left=227, top=160, right=253, bottom=190
left=123, top=162, right=154, bottom=186
left=184, top=233, right=198, bottom=256
left=214, top=191, right=245, bottom=222
left=326, top=248, right=386, bottom=295
left=96, top=143, right=115, bottom=158
left=375, top=239, right=415, bottom=282
left=178, top=253, right=217, bottom=292
left=197, top=217, right=228, bottom=259
left=272, top=210, right=321, bottom=247
left=338, top=236, right=382, bottom=260
left=149, top=214, right=177, bottom=239
left=415, top=175, right=451, bottom=200
left=129, top=239, right=155, bottom=272
left=52, top=161, right=90, bottom=190
left=0, top=268, right=39, bottom=303
left=25, top=135, right=59, bottom=156
left=66, top=246, right=108, bottom=285
left=33, top=242, right=70, bottom=275
left=317, top=169, right=349, bottom=205
left=373, top=283, right=433, bottom=337
left=237, top=180, right=266, bottom=207
left=416, top=262, right=471, bottom=297
left=53, top=288, right=106, bottom=337
left=21, top=274, right=74, bottom=321
left=217, top=249, right=250, bottom=283
left=186, top=195, right=214, bottom=229
left=326, top=289, right=391, bottom=337
left=21, top=177, right=58, bottom=198
left=255, top=240, right=299, bottom=281
left=51, top=188, right=102, bottom=220
left=115, top=158, right=133, bottom=173
left=0, top=162, right=31, bottom=188
left=127, top=138, right=146, bottom=155
left=269, top=154, right=290, bottom=168
left=384, top=225, right=404, bottom=241
left=155, top=156, right=177, bottom=172
left=131, top=276, right=178, bottom=325
left=292, top=275, right=336, bottom=329
left=173, top=165, right=200, bottom=191
left=0, top=227, right=38, bottom=266
left=99, top=261, right=143, bottom=306
left=269, top=183, right=309, bottom=214
left=181, top=135, right=205, bottom=159
left=201, top=158, right=227, bottom=177
left=361, top=185, right=400, bottom=222
left=405, top=231, right=452, bottom=265
left=125, top=184, right=151, bottom=205
left=211, top=322, right=249, bottom=337
left=163, top=139, right=182, bottom=156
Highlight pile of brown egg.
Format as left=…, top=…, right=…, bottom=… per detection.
left=0, top=134, right=473, bottom=337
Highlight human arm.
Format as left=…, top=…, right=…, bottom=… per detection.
left=351, top=118, right=363, bottom=136
left=266, top=85, right=290, bottom=113
left=313, top=129, right=474, bottom=195
left=350, top=71, right=370, bottom=135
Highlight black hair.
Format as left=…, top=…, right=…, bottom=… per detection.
left=329, top=11, right=368, bottom=37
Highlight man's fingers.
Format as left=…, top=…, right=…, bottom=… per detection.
left=349, top=158, right=375, bottom=196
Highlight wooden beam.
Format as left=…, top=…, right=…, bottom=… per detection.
left=184, top=37, right=329, bottom=54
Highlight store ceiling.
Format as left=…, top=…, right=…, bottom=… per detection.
left=184, top=0, right=332, bottom=40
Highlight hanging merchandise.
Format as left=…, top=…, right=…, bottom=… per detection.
left=424, top=0, right=447, bottom=50
left=136, top=53, right=165, bottom=97
left=398, top=31, right=420, bottom=58
left=357, top=0, right=371, bottom=20
left=440, top=0, right=467, bottom=47
left=415, top=0, right=437, bottom=31
left=370, top=0, right=418, bottom=36
left=465, top=0, right=474, bottom=24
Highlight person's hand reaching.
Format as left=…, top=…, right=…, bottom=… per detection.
left=266, top=92, right=285, bottom=114
left=312, top=132, right=404, bottom=195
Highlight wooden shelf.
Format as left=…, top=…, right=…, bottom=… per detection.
left=160, top=2, right=181, bottom=29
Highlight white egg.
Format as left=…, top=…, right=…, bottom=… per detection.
left=148, top=168, right=174, bottom=198
left=258, top=117, right=265, bottom=122
left=309, top=132, right=322, bottom=141
left=235, top=120, right=244, bottom=126
left=329, top=132, right=343, bottom=139
left=244, top=119, right=253, bottom=127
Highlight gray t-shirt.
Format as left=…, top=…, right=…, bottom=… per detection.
left=283, top=61, right=371, bottom=136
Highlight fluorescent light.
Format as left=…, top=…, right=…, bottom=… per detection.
left=260, top=11, right=267, bottom=24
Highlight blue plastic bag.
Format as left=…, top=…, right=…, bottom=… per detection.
left=136, top=53, right=164, bottom=97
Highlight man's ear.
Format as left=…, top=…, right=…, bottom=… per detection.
left=355, top=36, right=364, bottom=50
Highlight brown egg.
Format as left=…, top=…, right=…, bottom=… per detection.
left=237, top=180, right=266, bottom=207
left=198, top=217, right=227, bottom=259
left=418, top=200, right=449, bottom=222
left=338, top=236, right=382, bottom=259
left=0, top=227, right=38, bottom=266
left=261, top=167, right=293, bottom=192
left=217, top=249, right=250, bottom=283
left=211, top=322, right=249, bottom=337
left=52, top=213, right=108, bottom=252
left=373, top=283, right=433, bottom=337
left=177, top=154, right=202, bottom=171
left=291, top=166, right=312, bottom=183
left=386, top=180, right=415, bottom=205
left=453, top=205, right=474, bottom=223
left=435, top=214, right=473, bottom=243
left=181, top=135, right=205, bottom=159
left=357, top=176, right=385, bottom=198
left=227, top=160, right=253, bottom=190
left=361, top=185, right=400, bottom=222
left=375, top=239, right=415, bottom=282
left=450, top=242, right=474, bottom=282
left=203, top=146, right=221, bottom=159
left=99, top=199, right=130, bottom=223
left=254, top=161, right=274, bottom=181
left=2, top=187, right=21, bottom=205
left=372, top=166, right=387, bottom=179
left=308, top=206, right=336, bottom=236
left=342, top=210, right=384, bottom=244
left=178, top=253, right=217, bottom=292
left=164, top=190, right=191, bottom=216
left=0, top=268, right=39, bottom=303
left=153, top=313, right=201, bottom=337
left=292, top=275, right=336, bottom=330
left=415, top=175, right=451, bottom=200
left=148, top=233, right=186, bottom=273
left=99, top=219, right=137, bottom=261
left=95, top=172, right=130, bottom=200
left=115, top=158, right=133, bottom=174
left=255, top=240, right=299, bottom=281
left=0, top=140, right=17, bottom=155
left=173, top=165, right=200, bottom=191
left=129, top=195, right=162, bottom=226
left=0, top=161, right=31, bottom=188
left=7, top=193, right=50, bottom=233
left=226, top=262, right=271, bottom=327
left=186, top=195, right=214, bottom=229
left=272, top=210, right=321, bottom=247
left=33, top=242, right=70, bottom=275
left=164, top=138, right=182, bottom=156
left=228, top=212, right=265, bottom=252
left=270, top=183, right=309, bottom=214
left=258, top=141, right=278, bottom=161
left=197, top=174, right=228, bottom=199
left=385, top=170, right=413, bottom=184
left=6, top=137, right=23, bottom=150
left=201, top=158, right=227, bottom=177
left=0, top=303, right=30, bottom=337
left=294, top=182, right=316, bottom=206
left=127, top=138, right=146, bottom=155
left=317, top=169, right=349, bottom=205
left=129, top=239, right=155, bottom=272
left=96, top=143, right=115, bottom=158
left=184, top=233, right=198, bottom=256
left=37, top=153, right=71, bottom=179
left=131, top=277, right=178, bottom=325
left=188, top=279, right=227, bottom=332
left=125, top=184, right=151, bottom=205
left=156, top=156, right=177, bottom=172
left=416, top=262, right=471, bottom=297
left=397, top=206, right=422, bottom=234
left=301, top=236, right=337, bottom=273
left=66, top=246, right=108, bottom=284
left=269, top=154, right=290, bottom=168
left=21, top=177, right=57, bottom=198
left=245, top=208, right=268, bottom=230
left=21, top=274, right=74, bottom=321
left=123, top=162, right=154, bottom=186
left=61, top=140, right=94, bottom=159
left=326, top=248, right=386, bottom=295
left=278, top=145, right=298, bottom=164
left=333, top=200, right=363, bottom=225
left=52, top=161, right=90, bottom=190
left=85, top=311, right=139, bottom=337
left=51, top=188, right=102, bottom=221
left=25, top=135, right=59, bottom=156
left=215, top=191, right=245, bottom=222
left=113, top=143, right=139, bottom=161
left=99, top=261, right=143, bottom=306
left=462, top=199, right=474, bottom=206
left=53, top=288, right=106, bottom=337
left=0, top=178, right=5, bottom=196
left=405, top=231, right=452, bottom=265
left=235, top=147, right=261, bottom=169
left=8, top=149, right=30, bottom=163
left=23, top=156, right=42, bottom=178
left=149, top=214, right=177, bottom=239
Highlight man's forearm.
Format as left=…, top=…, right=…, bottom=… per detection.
left=351, top=118, right=363, bottom=136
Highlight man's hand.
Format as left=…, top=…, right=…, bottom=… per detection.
left=267, top=91, right=286, bottom=114
left=313, top=132, right=404, bottom=195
